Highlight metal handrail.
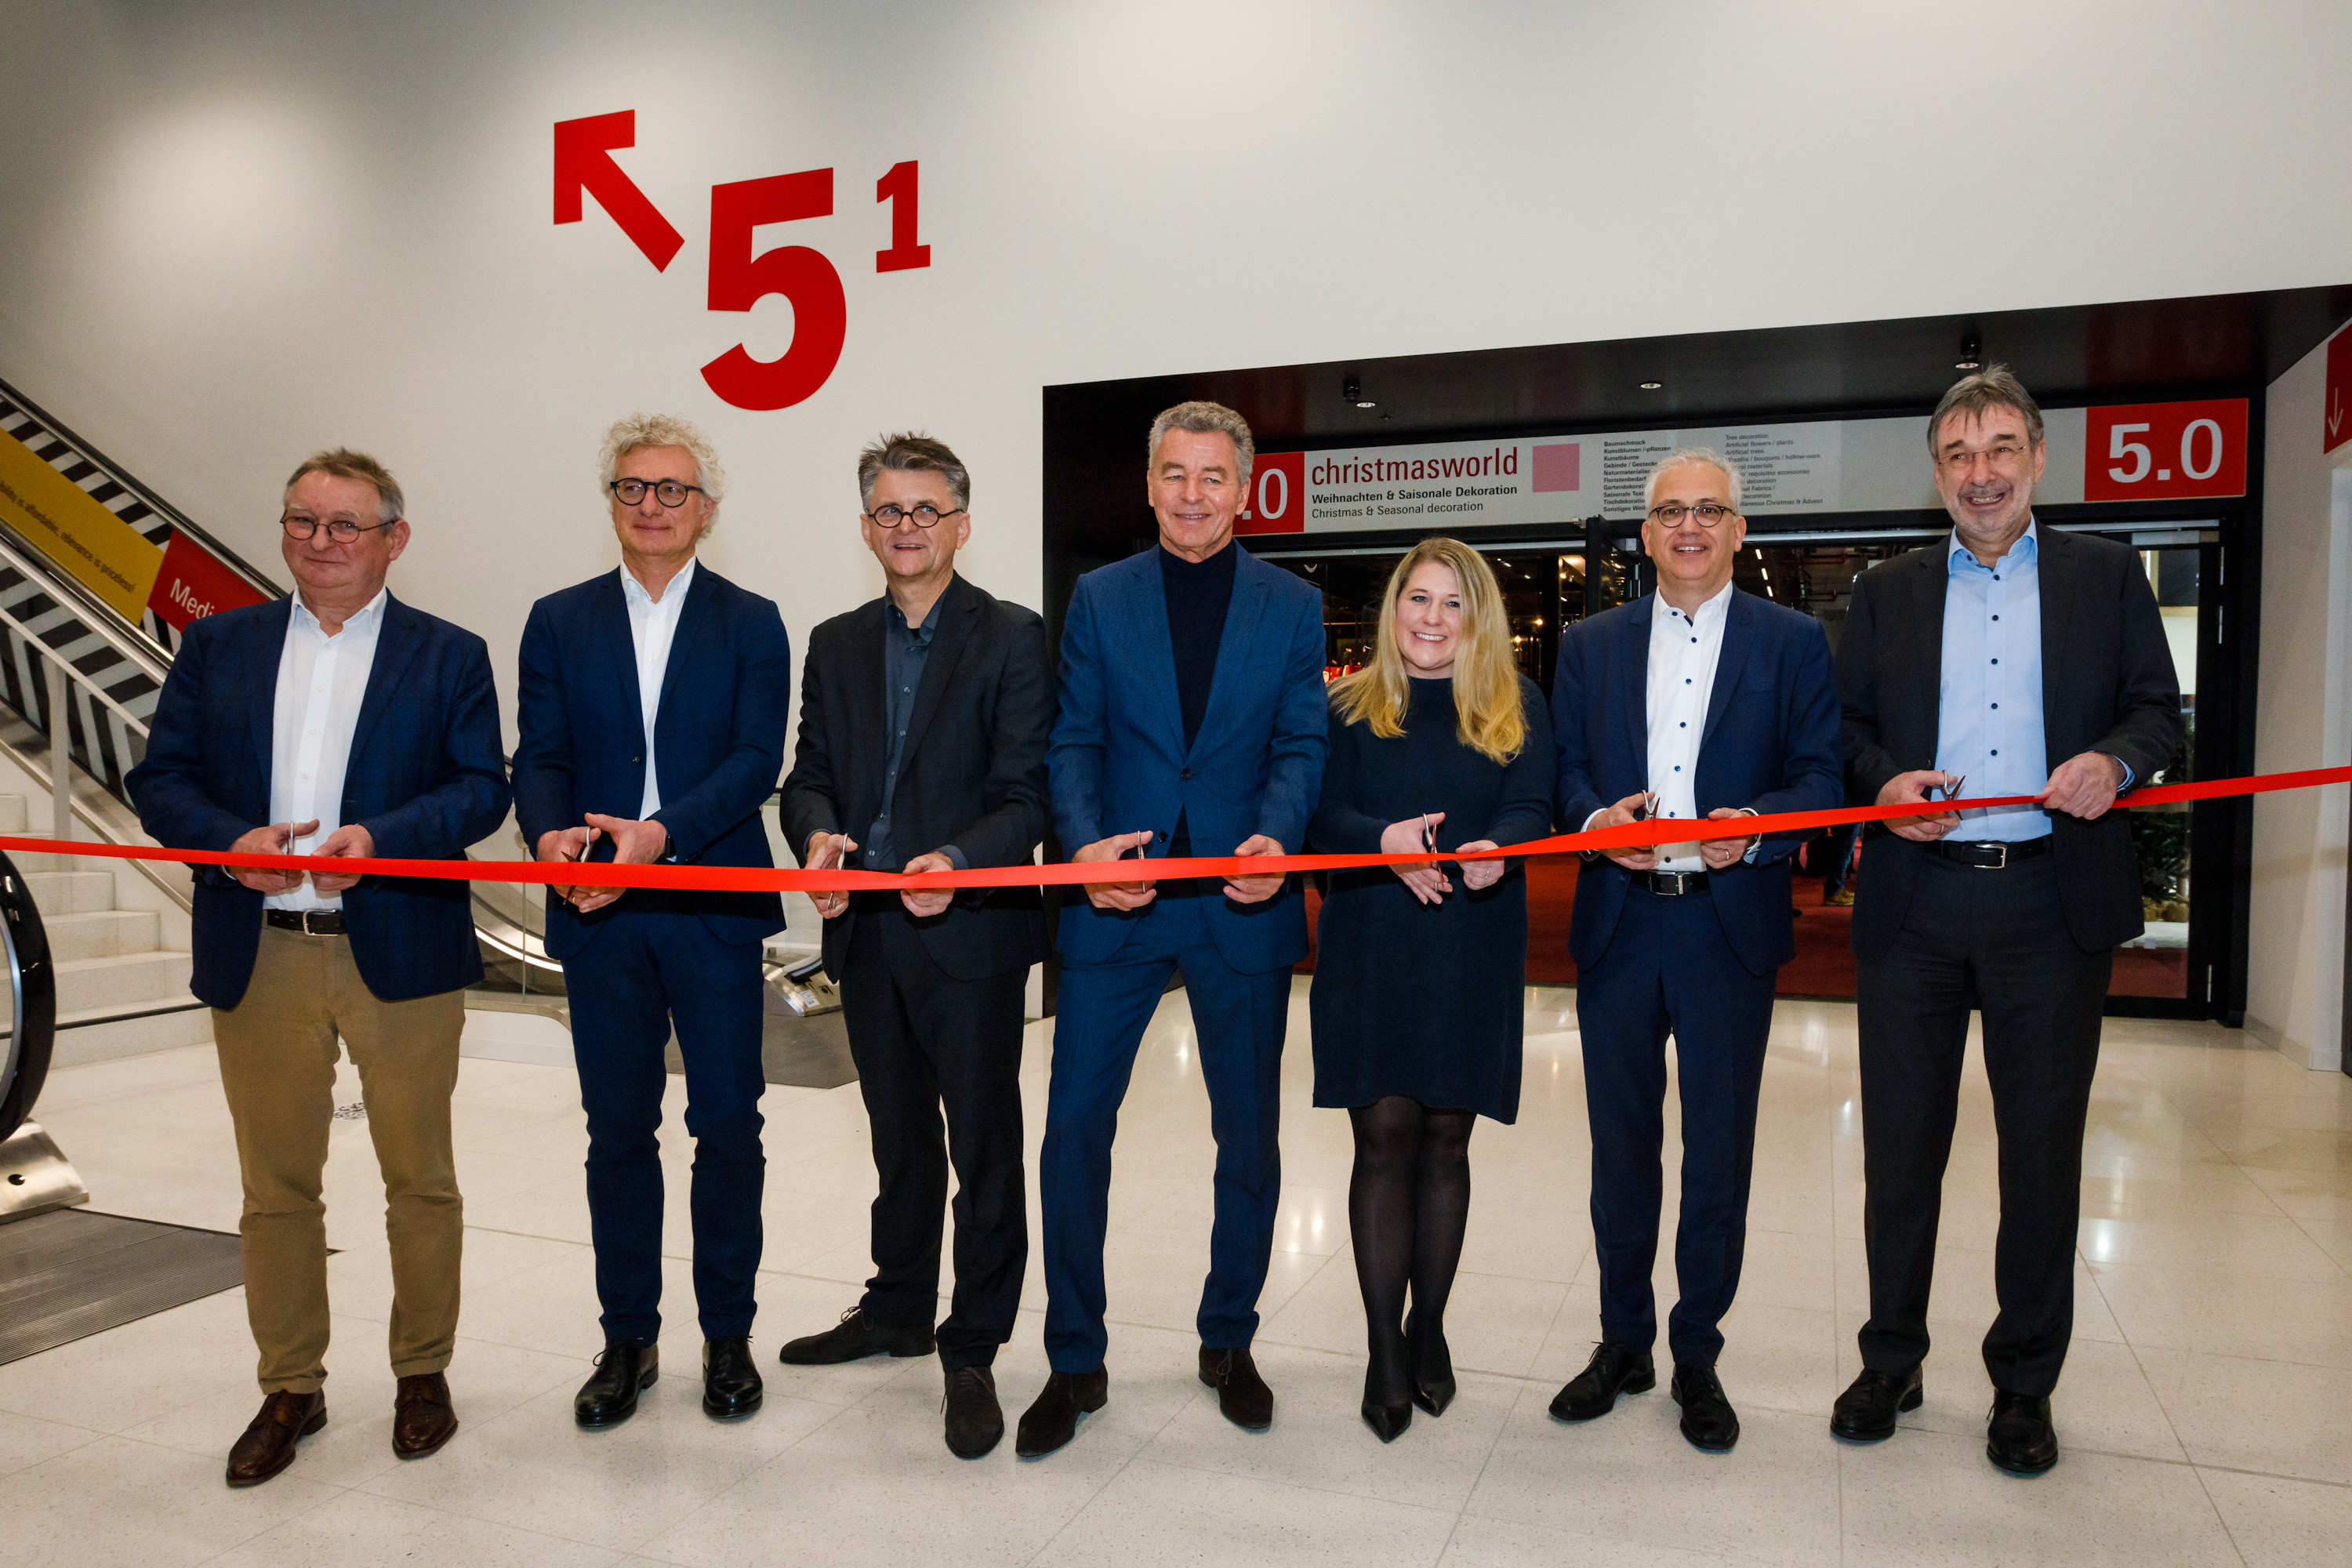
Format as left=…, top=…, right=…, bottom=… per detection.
left=0, top=524, right=174, bottom=684
left=0, top=597, right=154, bottom=736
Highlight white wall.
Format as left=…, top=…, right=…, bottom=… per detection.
left=2246, top=334, right=2352, bottom=1071
left=4, top=1, right=2350, bottom=747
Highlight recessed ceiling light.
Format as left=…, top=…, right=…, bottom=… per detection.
left=1342, top=373, right=1377, bottom=409
left=1955, top=328, right=1983, bottom=372
left=1639, top=380, right=1664, bottom=391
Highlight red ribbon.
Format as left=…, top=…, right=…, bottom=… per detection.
left=2, top=765, right=2342, bottom=894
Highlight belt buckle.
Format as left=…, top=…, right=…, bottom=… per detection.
left=303, top=911, right=334, bottom=935
left=1973, top=844, right=2007, bottom=871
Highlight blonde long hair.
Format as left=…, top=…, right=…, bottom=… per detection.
left=1330, top=537, right=1526, bottom=764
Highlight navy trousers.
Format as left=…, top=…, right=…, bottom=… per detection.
left=563, top=908, right=768, bottom=1343
left=1041, top=887, right=1290, bottom=1373
left=1576, top=884, right=1777, bottom=1367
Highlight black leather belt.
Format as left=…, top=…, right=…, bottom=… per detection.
left=1628, top=869, right=1710, bottom=896
left=1927, top=836, right=2053, bottom=870
left=265, top=909, right=347, bottom=935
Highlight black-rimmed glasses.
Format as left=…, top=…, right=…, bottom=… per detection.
left=1646, top=502, right=1734, bottom=527
left=609, top=478, right=706, bottom=507
left=281, top=514, right=398, bottom=543
left=864, top=503, right=965, bottom=529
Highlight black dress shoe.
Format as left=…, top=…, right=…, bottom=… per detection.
left=942, top=1365, right=1004, bottom=1458
left=702, top=1336, right=764, bottom=1420
left=225, top=1391, right=325, bottom=1487
left=1549, top=1342, right=1656, bottom=1421
left=1831, top=1365, right=1923, bottom=1442
left=778, top=1305, right=936, bottom=1365
left=1198, top=1345, right=1274, bottom=1431
left=1986, top=1390, right=2058, bottom=1475
left=1361, top=1392, right=1412, bottom=1443
left=1014, top=1367, right=1108, bottom=1457
left=1671, top=1362, right=1740, bottom=1452
left=1407, top=1314, right=1456, bottom=1417
left=575, top=1341, right=658, bottom=1429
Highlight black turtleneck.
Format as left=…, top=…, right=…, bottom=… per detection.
left=1160, top=541, right=1237, bottom=750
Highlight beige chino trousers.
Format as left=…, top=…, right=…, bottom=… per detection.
left=211, top=924, right=466, bottom=1393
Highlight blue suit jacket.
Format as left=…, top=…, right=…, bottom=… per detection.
left=511, top=564, right=789, bottom=960
left=1048, top=544, right=1327, bottom=972
left=127, top=594, right=512, bottom=1008
left=1552, top=588, right=1840, bottom=976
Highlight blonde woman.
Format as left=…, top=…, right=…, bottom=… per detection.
left=1307, top=537, right=1553, bottom=1441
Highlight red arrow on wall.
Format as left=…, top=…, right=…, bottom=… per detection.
left=554, top=110, right=684, bottom=272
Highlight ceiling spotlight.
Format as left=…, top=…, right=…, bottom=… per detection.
left=1955, top=328, right=1983, bottom=372
left=1639, top=380, right=1664, bottom=391
left=1342, top=373, right=1377, bottom=409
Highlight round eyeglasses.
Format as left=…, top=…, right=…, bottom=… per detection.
left=1646, top=502, right=1734, bottom=528
left=864, top=503, right=965, bottom=529
left=282, top=514, right=398, bottom=543
left=609, top=479, right=706, bottom=508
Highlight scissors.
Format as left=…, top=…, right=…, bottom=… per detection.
left=1926, top=774, right=1967, bottom=804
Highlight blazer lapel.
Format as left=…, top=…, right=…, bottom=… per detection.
left=346, top=595, right=424, bottom=767
left=243, top=598, right=296, bottom=786
left=1699, top=590, right=1754, bottom=753
left=2034, top=526, right=2072, bottom=757
left=1196, top=556, right=1269, bottom=760
left=1620, top=594, right=1653, bottom=787
left=1914, top=543, right=1951, bottom=750
left=896, top=576, right=978, bottom=779
left=653, top=564, right=715, bottom=720
left=1127, top=556, right=1186, bottom=757
left=597, top=571, right=643, bottom=724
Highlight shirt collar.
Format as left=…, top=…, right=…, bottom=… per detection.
left=291, top=585, right=389, bottom=641
left=884, top=590, right=946, bottom=640
left=1651, top=579, right=1733, bottom=630
left=619, top=556, right=697, bottom=609
left=1947, top=517, right=2038, bottom=575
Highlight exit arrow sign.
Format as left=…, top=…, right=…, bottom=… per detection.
left=2328, top=321, right=2352, bottom=456
left=554, top=110, right=684, bottom=272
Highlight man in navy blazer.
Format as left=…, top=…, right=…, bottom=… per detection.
left=1015, top=401, right=1327, bottom=1457
left=1548, top=449, right=1840, bottom=1452
left=129, top=448, right=509, bottom=1486
left=512, top=414, right=790, bottom=1431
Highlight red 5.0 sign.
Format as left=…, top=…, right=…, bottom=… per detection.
left=2082, top=399, right=2247, bottom=502
left=554, top=111, right=929, bottom=412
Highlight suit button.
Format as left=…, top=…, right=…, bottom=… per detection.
left=1157, top=832, right=1168, bottom=842
left=1181, top=768, right=1192, bottom=780
left=631, top=755, right=643, bottom=765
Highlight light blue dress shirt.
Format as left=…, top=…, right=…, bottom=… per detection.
left=1936, top=521, right=2053, bottom=841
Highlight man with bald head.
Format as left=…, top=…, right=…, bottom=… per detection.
left=1548, top=448, right=1840, bottom=1452
left=1831, top=368, right=2180, bottom=1474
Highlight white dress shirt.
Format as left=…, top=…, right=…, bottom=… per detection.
left=621, top=557, right=696, bottom=818
left=266, top=587, right=389, bottom=912
left=1643, top=582, right=1733, bottom=870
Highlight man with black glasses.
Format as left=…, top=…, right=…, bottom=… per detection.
left=514, top=414, right=791, bottom=1431
left=777, top=434, right=1052, bottom=1458
left=131, top=449, right=509, bottom=1486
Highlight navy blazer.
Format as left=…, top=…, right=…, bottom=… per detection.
left=512, top=564, right=790, bottom=960
left=127, top=594, right=512, bottom=1008
left=1048, top=544, right=1327, bottom=973
left=1552, top=588, right=1841, bottom=977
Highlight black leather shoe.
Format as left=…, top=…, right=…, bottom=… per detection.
left=1831, top=1365, right=1923, bottom=1442
left=1986, top=1390, right=2058, bottom=1475
left=702, top=1336, right=764, bottom=1420
left=1199, top=1345, right=1274, bottom=1432
left=1407, top=1313, right=1456, bottom=1417
left=225, top=1391, right=325, bottom=1486
left=1014, top=1367, right=1108, bottom=1457
left=575, top=1341, right=658, bottom=1429
left=942, top=1366, right=1004, bottom=1458
left=1548, top=1343, right=1656, bottom=1421
left=778, top=1305, right=936, bottom=1366
left=1671, top=1362, right=1740, bottom=1452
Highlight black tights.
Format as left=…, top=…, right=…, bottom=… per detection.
left=1348, top=1094, right=1476, bottom=1405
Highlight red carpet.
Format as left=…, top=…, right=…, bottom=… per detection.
left=1300, top=859, right=2187, bottom=1001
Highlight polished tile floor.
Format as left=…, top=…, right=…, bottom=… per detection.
left=7, top=985, right=2352, bottom=1566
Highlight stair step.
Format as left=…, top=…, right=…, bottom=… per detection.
left=52, top=996, right=212, bottom=1067
left=38, top=909, right=162, bottom=962
left=22, top=870, right=114, bottom=915
left=55, top=950, right=194, bottom=1014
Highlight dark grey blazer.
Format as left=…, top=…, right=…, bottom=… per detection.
left=1836, top=527, right=2183, bottom=959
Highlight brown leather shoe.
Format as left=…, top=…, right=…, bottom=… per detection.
left=393, top=1372, right=459, bottom=1458
left=226, top=1390, right=325, bottom=1487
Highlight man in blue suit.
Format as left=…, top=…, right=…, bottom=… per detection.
left=512, top=414, right=790, bottom=1430
left=129, top=448, right=510, bottom=1487
left=1015, top=401, right=1327, bottom=1457
left=1548, top=449, right=1840, bottom=1452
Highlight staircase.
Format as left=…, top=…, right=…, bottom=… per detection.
left=2, top=793, right=206, bottom=1065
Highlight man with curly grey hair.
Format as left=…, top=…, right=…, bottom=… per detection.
left=513, top=412, right=792, bottom=1432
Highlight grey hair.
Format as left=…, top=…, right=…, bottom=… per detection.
left=285, top=448, right=403, bottom=526
left=1928, top=364, right=2045, bottom=453
left=1643, top=446, right=1744, bottom=513
left=1147, top=400, right=1254, bottom=488
left=599, top=412, right=728, bottom=525
left=857, top=432, right=971, bottom=512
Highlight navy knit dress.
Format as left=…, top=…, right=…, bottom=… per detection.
left=1307, top=674, right=1555, bottom=1123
